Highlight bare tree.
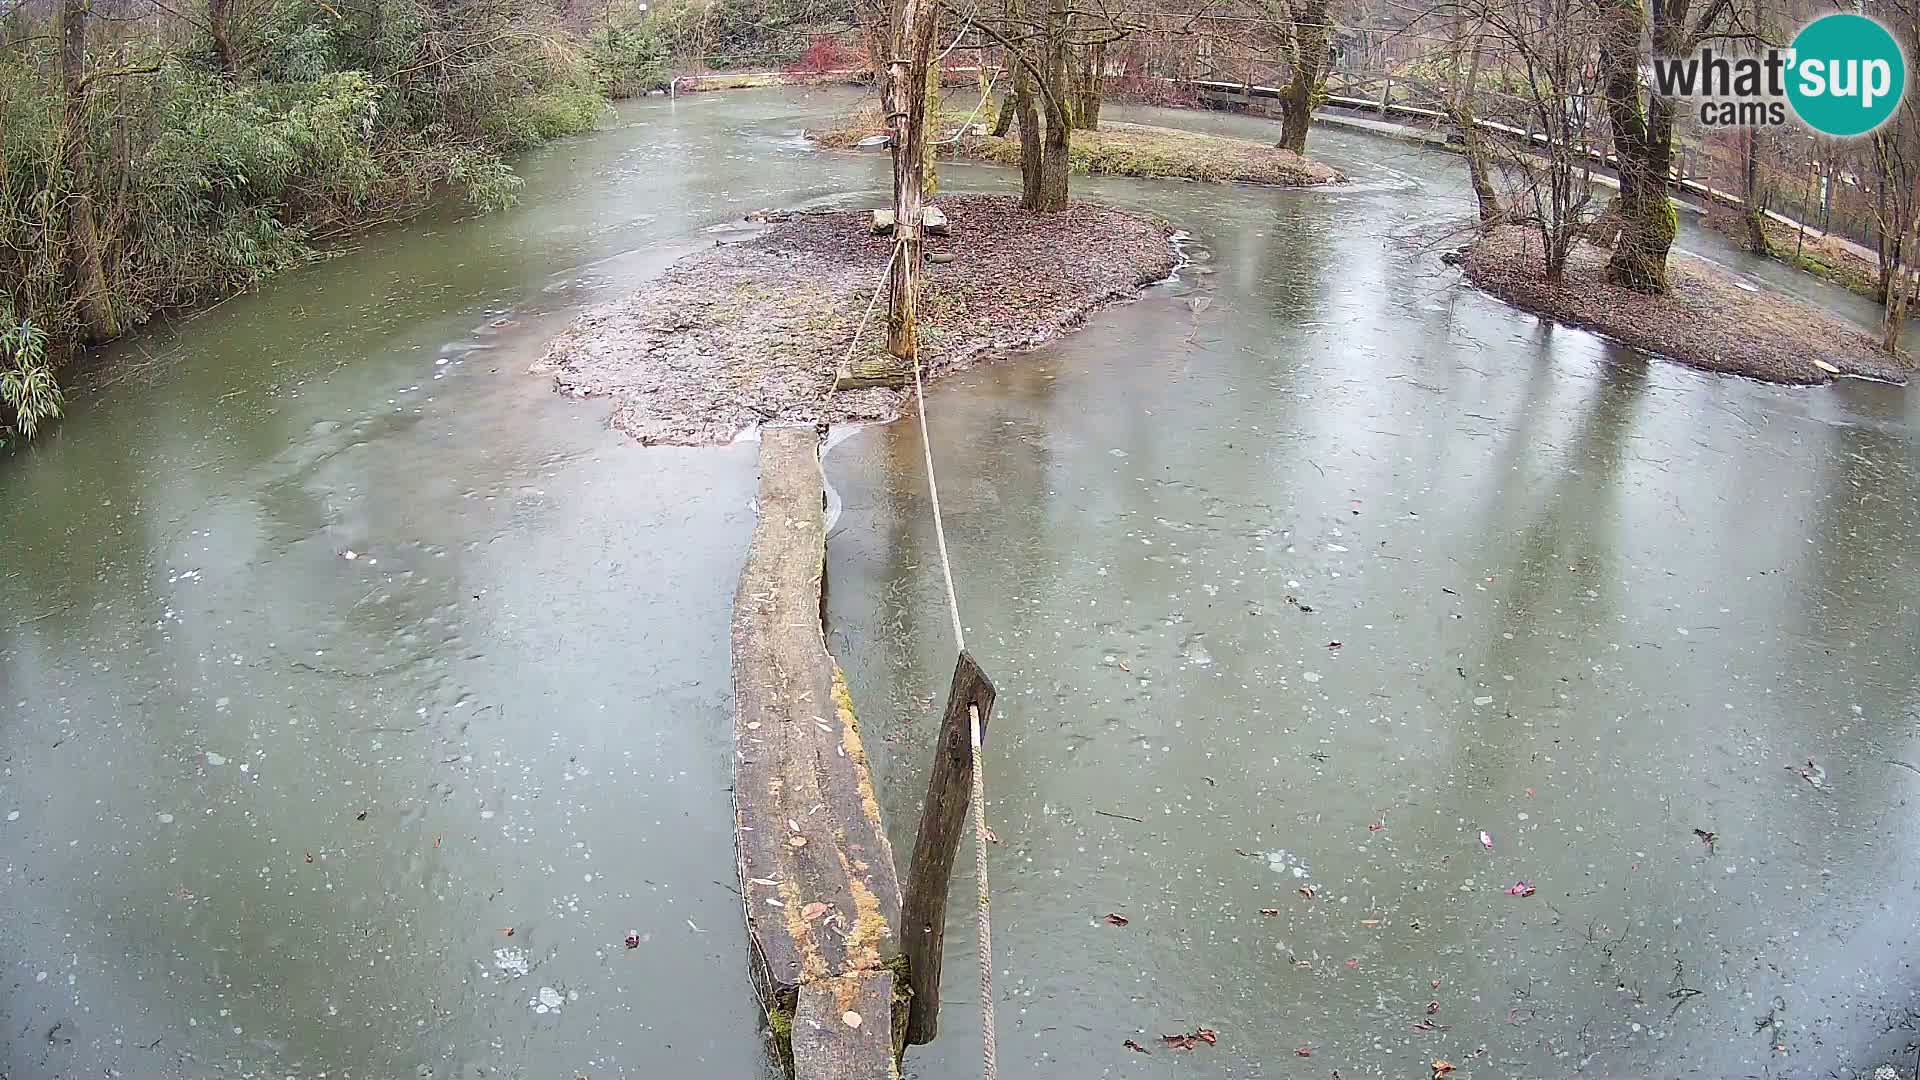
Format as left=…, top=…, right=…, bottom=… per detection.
left=1273, top=0, right=1331, bottom=152
left=1874, top=99, right=1920, bottom=351
left=1439, top=0, right=1599, bottom=278
left=1445, top=8, right=1498, bottom=222
left=1592, top=0, right=1745, bottom=292
left=1740, top=128, right=1770, bottom=255
left=884, top=0, right=941, bottom=371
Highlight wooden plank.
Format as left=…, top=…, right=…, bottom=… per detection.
left=900, top=650, right=996, bottom=1045
left=791, top=972, right=903, bottom=1080
left=732, top=426, right=906, bottom=1078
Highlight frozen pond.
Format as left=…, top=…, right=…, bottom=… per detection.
left=5, top=87, right=1918, bottom=1079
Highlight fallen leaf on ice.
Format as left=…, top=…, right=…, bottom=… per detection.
left=1505, top=880, right=1536, bottom=897
left=1432, top=1061, right=1457, bottom=1078
left=1295, top=1045, right=1313, bottom=1056
left=1103, top=912, right=1129, bottom=926
left=1160, top=1028, right=1218, bottom=1050
left=1260, top=908, right=1281, bottom=916
left=1123, top=1038, right=1151, bottom=1054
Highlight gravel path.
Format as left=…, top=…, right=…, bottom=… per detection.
left=535, top=194, right=1178, bottom=444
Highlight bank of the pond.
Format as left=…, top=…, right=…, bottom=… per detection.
left=812, top=107, right=1343, bottom=186
left=535, top=193, right=1177, bottom=444
left=1464, top=226, right=1912, bottom=385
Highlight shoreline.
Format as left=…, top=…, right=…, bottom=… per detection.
left=534, top=193, right=1179, bottom=445
left=1462, top=226, right=1911, bottom=386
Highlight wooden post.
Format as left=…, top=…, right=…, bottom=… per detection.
left=900, top=650, right=996, bottom=1045
left=885, top=0, right=940, bottom=372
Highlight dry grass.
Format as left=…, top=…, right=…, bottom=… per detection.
left=812, top=107, right=1343, bottom=187
left=1464, top=225, right=1911, bottom=385
left=1763, top=221, right=1879, bottom=299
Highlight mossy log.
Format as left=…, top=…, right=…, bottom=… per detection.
left=732, top=426, right=908, bottom=1078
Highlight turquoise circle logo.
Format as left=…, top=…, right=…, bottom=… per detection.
left=1787, top=13, right=1906, bottom=137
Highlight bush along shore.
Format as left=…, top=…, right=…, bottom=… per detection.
left=1463, top=226, right=1912, bottom=385
left=812, top=106, right=1344, bottom=187
left=534, top=194, right=1178, bottom=444
left=0, top=0, right=674, bottom=443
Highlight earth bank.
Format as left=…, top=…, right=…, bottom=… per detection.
left=1463, top=226, right=1912, bottom=385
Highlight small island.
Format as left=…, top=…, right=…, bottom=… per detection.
left=813, top=106, right=1344, bottom=187
left=1464, top=226, right=1910, bottom=385
left=535, top=194, right=1178, bottom=444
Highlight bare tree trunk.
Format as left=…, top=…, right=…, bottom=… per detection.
left=1883, top=259, right=1911, bottom=352
left=879, top=0, right=939, bottom=375
left=208, top=0, right=237, bottom=76
left=1873, top=131, right=1902, bottom=303
left=61, top=0, right=116, bottom=344
left=1884, top=195, right=1920, bottom=353
left=1006, top=0, right=1045, bottom=208
left=923, top=10, right=939, bottom=197
left=1742, top=128, right=1770, bottom=255
left=1597, top=0, right=1674, bottom=292
left=1033, top=0, right=1071, bottom=211
left=1277, top=0, right=1329, bottom=153
left=1449, top=23, right=1497, bottom=223
left=1073, top=41, right=1104, bottom=129
left=991, top=89, right=1016, bottom=136
left=989, top=4, right=1016, bottom=136
left=864, top=21, right=889, bottom=91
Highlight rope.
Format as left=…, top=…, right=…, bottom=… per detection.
left=909, top=300, right=993, bottom=1080
left=819, top=237, right=906, bottom=405
left=970, top=702, right=996, bottom=1080
left=937, top=70, right=1001, bottom=147
left=848, top=239, right=904, bottom=374
left=909, top=336, right=967, bottom=652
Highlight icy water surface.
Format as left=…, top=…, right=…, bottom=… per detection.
left=0, top=88, right=901, bottom=1079
left=3, top=87, right=1917, bottom=1080
left=826, top=109, right=1920, bottom=1079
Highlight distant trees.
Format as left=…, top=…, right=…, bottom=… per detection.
left=1869, top=0, right=1920, bottom=352
left=971, top=0, right=1136, bottom=210
left=0, top=0, right=670, bottom=438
